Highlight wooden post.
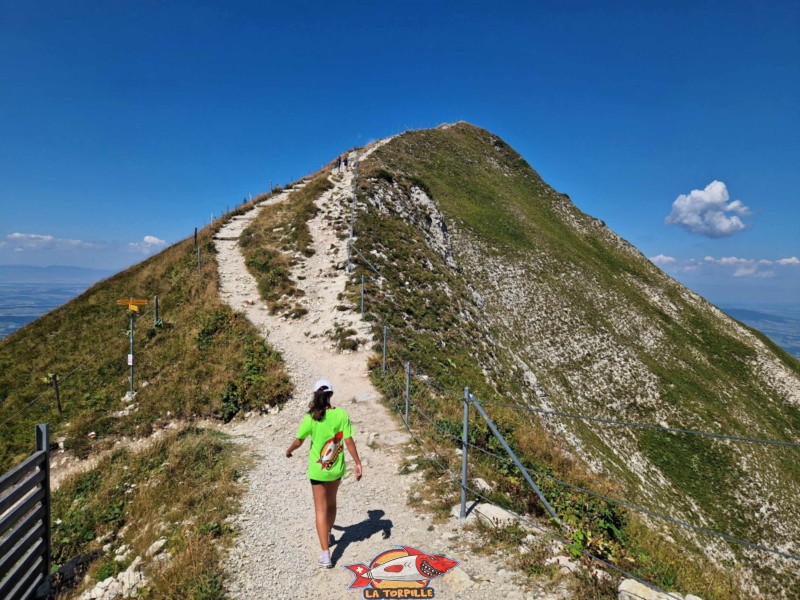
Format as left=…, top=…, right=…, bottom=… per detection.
left=51, top=374, right=62, bottom=416
left=405, top=363, right=411, bottom=427
left=382, top=326, right=387, bottom=372
left=194, top=227, right=198, bottom=250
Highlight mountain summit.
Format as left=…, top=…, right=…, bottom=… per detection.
left=348, top=122, right=800, bottom=596
left=1, top=123, right=797, bottom=599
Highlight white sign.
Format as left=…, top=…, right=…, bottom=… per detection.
left=127, top=354, right=133, bottom=366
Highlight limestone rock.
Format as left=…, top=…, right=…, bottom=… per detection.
left=146, top=537, right=167, bottom=557
left=474, top=503, right=521, bottom=528
left=545, top=555, right=578, bottom=573
left=473, top=477, right=492, bottom=492
left=443, top=567, right=474, bottom=591
left=618, top=579, right=685, bottom=600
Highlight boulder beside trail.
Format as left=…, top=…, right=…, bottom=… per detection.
left=618, top=578, right=702, bottom=600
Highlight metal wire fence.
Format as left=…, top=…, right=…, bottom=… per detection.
left=345, top=238, right=800, bottom=590
left=0, top=230, right=212, bottom=432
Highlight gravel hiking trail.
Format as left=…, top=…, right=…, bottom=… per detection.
left=214, top=141, right=566, bottom=600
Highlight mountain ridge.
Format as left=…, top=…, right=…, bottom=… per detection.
left=0, top=264, right=115, bottom=283
left=348, top=122, right=799, bottom=597
left=1, top=122, right=797, bottom=599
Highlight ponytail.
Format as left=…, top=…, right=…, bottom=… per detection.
left=308, top=389, right=333, bottom=421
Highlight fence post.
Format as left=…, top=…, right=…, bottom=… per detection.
left=460, top=387, right=470, bottom=519
left=51, top=374, right=62, bottom=416
left=382, top=326, right=387, bottom=372
left=405, top=362, right=411, bottom=427
left=361, top=274, right=365, bottom=315
left=128, top=311, right=135, bottom=395
left=469, top=393, right=561, bottom=523
left=35, top=424, right=51, bottom=599
left=194, top=227, right=197, bottom=250
left=154, top=295, right=159, bottom=327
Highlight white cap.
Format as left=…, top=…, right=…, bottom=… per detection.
left=313, top=379, right=333, bottom=393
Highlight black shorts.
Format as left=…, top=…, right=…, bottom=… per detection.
left=310, top=478, right=341, bottom=485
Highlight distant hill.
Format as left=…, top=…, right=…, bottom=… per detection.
left=0, top=264, right=114, bottom=284
left=721, top=306, right=800, bottom=359
left=0, top=265, right=116, bottom=338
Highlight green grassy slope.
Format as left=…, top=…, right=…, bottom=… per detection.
left=0, top=200, right=295, bottom=597
left=52, top=427, right=245, bottom=598
left=0, top=217, right=292, bottom=471
left=349, top=123, right=799, bottom=597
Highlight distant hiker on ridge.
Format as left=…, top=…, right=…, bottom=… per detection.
left=285, top=379, right=362, bottom=568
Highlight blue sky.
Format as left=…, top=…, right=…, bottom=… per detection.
left=1, top=1, right=798, bottom=304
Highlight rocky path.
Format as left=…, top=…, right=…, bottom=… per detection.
left=214, top=143, right=566, bottom=600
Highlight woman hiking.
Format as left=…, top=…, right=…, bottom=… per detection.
left=285, top=379, right=363, bottom=568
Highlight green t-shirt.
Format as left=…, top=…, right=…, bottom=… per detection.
left=295, top=407, right=354, bottom=481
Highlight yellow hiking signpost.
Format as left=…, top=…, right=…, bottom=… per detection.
left=117, top=299, right=148, bottom=395
left=116, top=298, right=148, bottom=311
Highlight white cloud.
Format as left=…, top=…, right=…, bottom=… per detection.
left=8, top=233, right=55, bottom=246
left=718, top=256, right=748, bottom=265
left=650, top=254, right=676, bottom=265
left=707, top=256, right=760, bottom=277
left=143, top=235, right=166, bottom=246
left=664, top=181, right=752, bottom=238
left=128, top=235, right=167, bottom=253
left=664, top=254, right=797, bottom=278
left=5, top=232, right=100, bottom=250
left=733, top=264, right=758, bottom=277
left=2, top=232, right=170, bottom=257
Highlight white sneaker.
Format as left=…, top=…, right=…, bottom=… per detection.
left=318, top=550, right=332, bottom=568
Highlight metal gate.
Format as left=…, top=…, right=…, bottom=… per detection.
left=0, top=424, right=51, bottom=600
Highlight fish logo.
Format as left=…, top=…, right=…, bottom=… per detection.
left=317, top=431, right=344, bottom=470
left=343, top=545, right=459, bottom=598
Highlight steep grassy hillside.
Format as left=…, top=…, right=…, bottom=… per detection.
left=0, top=203, right=294, bottom=596
left=347, top=123, right=799, bottom=597
left=0, top=215, right=292, bottom=471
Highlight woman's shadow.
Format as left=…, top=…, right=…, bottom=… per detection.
left=331, top=509, right=393, bottom=565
